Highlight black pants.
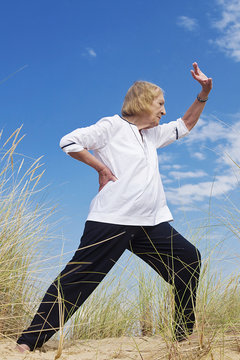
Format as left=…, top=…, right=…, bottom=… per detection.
left=17, top=221, right=201, bottom=350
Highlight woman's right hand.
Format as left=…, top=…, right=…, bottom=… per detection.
left=98, top=167, right=117, bottom=192
left=68, top=150, right=117, bottom=191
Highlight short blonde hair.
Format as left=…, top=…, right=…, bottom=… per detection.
left=121, top=81, right=163, bottom=117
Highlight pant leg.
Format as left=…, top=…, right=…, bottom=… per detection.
left=17, top=221, right=138, bottom=350
left=129, top=222, right=201, bottom=340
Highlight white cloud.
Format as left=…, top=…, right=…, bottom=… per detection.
left=82, top=47, right=97, bottom=58
left=175, top=205, right=204, bottom=213
left=177, top=16, right=198, bottom=31
left=87, top=48, right=97, bottom=57
left=172, top=164, right=182, bottom=170
left=169, top=170, right=208, bottom=180
left=186, top=115, right=240, bottom=166
left=216, top=123, right=240, bottom=167
left=164, top=114, right=240, bottom=209
left=166, top=173, right=237, bottom=206
left=185, top=116, right=228, bottom=144
left=213, top=0, right=240, bottom=30
left=192, top=152, right=206, bottom=160
left=211, top=0, right=240, bottom=61
left=158, top=152, right=174, bottom=164
left=160, top=164, right=182, bottom=171
left=161, top=173, right=174, bottom=184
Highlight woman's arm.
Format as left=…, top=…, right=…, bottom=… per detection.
left=60, top=117, right=118, bottom=191
left=69, top=150, right=117, bottom=191
left=182, top=62, right=213, bottom=131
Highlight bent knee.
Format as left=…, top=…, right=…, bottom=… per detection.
left=195, top=247, right=201, bottom=267
left=184, top=245, right=201, bottom=270
left=190, top=246, right=201, bottom=269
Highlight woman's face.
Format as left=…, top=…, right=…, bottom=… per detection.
left=147, top=93, right=166, bottom=128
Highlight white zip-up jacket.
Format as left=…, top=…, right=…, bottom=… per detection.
left=60, top=115, right=189, bottom=226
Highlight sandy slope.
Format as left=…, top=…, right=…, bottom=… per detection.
left=1, top=335, right=240, bottom=360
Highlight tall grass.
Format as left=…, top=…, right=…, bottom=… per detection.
left=0, top=127, right=54, bottom=339
left=1, top=127, right=239, bottom=359
left=66, top=224, right=240, bottom=358
left=68, top=260, right=240, bottom=337
left=66, top=257, right=240, bottom=359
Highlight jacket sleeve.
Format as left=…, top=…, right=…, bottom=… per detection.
left=153, top=118, right=189, bottom=149
left=59, top=117, right=114, bottom=154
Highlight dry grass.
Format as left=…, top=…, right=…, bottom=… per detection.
left=0, top=128, right=239, bottom=359
left=0, top=127, right=55, bottom=339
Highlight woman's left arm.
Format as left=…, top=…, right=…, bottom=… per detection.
left=182, top=62, right=213, bottom=131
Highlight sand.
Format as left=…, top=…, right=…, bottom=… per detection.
left=1, top=334, right=240, bottom=360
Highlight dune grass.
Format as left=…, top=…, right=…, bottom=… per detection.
left=68, top=257, right=240, bottom=337
left=66, top=215, right=240, bottom=358
left=0, top=127, right=54, bottom=339
left=0, top=128, right=239, bottom=359
left=66, top=252, right=240, bottom=359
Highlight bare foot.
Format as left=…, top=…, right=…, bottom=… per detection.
left=16, top=344, right=30, bottom=353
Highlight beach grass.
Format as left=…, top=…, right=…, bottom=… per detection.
left=0, top=127, right=54, bottom=339
left=0, top=128, right=240, bottom=359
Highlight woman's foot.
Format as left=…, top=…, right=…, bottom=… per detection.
left=16, top=344, right=30, bottom=353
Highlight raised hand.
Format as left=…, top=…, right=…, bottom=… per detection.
left=190, top=62, right=212, bottom=95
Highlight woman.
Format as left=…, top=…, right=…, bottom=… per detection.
left=17, top=62, right=212, bottom=352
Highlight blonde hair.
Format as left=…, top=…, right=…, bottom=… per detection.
left=121, top=81, right=163, bottom=117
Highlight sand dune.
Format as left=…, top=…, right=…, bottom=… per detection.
left=1, top=335, right=240, bottom=359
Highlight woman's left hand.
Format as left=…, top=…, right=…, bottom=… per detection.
left=191, top=62, right=212, bottom=95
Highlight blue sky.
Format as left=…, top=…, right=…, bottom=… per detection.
left=1, top=0, right=240, bottom=278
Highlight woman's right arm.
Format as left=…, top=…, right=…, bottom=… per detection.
left=59, top=118, right=117, bottom=191
left=68, top=149, right=117, bottom=191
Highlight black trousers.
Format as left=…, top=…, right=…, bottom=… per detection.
left=17, top=221, right=201, bottom=350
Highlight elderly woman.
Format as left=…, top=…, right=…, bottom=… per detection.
left=17, top=62, right=212, bottom=352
